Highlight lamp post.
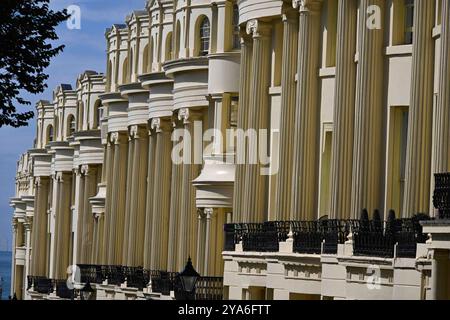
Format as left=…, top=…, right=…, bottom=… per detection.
left=177, top=257, right=200, bottom=300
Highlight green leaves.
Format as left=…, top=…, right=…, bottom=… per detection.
left=0, top=0, right=69, bottom=127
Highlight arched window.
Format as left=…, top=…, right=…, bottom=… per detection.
left=142, top=44, right=150, bottom=74
left=47, top=125, right=54, bottom=144
left=199, top=17, right=210, bottom=56
left=122, top=57, right=129, bottom=84
left=165, top=32, right=173, bottom=61
left=232, top=5, right=240, bottom=49
left=67, top=115, right=76, bottom=136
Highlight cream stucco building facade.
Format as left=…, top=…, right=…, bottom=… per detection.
left=9, top=0, right=450, bottom=300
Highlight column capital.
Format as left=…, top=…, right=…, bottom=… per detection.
left=34, top=176, right=42, bottom=187
left=151, top=117, right=172, bottom=133
left=292, top=0, right=322, bottom=13
left=178, top=108, right=203, bottom=124
left=24, top=216, right=33, bottom=231
left=282, top=7, right=299, bottom=23
left=246, top=19, right=272, bottom=38
left=55, top=171, right=64, bottom=182
left=110, top=131, right=127, bottom=145
left=80, top=164, right=96, bottom=176
left=204, top=208, right=215, bottom=219
left=12, top=218, right=18, bottom=231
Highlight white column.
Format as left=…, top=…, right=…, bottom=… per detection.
left=177, top=108, right=202, bottom=270
left=291, top=0, right=323, bottom=220
left=403, top=0, right=436, bottom=217
left=10, top=219, right=17, bottom=297
left=23, top=217, right=32, bottom=299
left=81, top=165, right=97, bottom=264
left=150, top=118, right=172, bottom=270
left=74, top=170, right=85, bottom=264
left=351, top=0, right=386, bottom=218
left=329, top=0, right=358, bottom=219
left=101, top=140, right=114, bottom=265
left=143, top=129, right=156, bottom=269
left=433, top=0, right=450, bottom=172
left=203, top=208, right=214, bottom=276
left=107, top=132, right=128, bottom=265
left=275, top=10, right=299, bottom=220
left=232, top=31, right=252, bottom=223
left=54, top=172, right=72, bottom=280
left=126, top=125, right=148, bottom=267
left=242, top=19, right=272, bottom=223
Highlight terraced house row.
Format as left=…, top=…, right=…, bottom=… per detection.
left=9, top=0, right=450, bottom=300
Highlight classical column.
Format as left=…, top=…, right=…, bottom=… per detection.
left=31, top=177, right=49, bottom=276
left=107, top=132, right=128, bottom=265
left=24, top=217, right=32, bottom=298
left=433, top=0, right=450, bottom=173
left=329, top=0, right=358, bottom=219
left=291, top=0, right=323, bottom=220
left=101, top=140, right=114, bottom=265
left=403, top=0, right=436, bottom=217
left=275, top=10, right=299, bottom=220
left=126, top=125, right=149, bottom=267
left=10, top=219, right=17, bottom=296
left=232, top=30, right=253, bottom=223
left=54, top=172, right=72, bottom=280
left=176, top=108, right=202, bottom=270
left=150, top=118, right=172, bottom=270
left=81, top=165, right=97, bottom=264
left=122, top=134, right=135, bottom=265
left=203, top=208, right=214, bottom=276
left=242, top=19, right=272, bottom=223
left=143, top=129, right=157, bottom=269
left=350, top=0, right=386, bottom=218
left=196, top=210, right=206, bottom=275
left=167, top=120, right=181, bottom=271
left=75, top=170, right=85, bottom=263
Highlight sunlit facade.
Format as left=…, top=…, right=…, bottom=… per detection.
left=9, top=0, right=450, bottom=300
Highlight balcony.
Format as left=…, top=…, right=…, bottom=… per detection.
left=433, top=173, right=450, bottom=219
left=76, top=265, right=223, bottom=300
left=224, top=211, right=430, bottom=259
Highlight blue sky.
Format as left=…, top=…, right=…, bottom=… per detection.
left=0, top=0, right=146, bottom=251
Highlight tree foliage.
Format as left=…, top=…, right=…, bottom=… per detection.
left=0, top=0, right=68, bottom=127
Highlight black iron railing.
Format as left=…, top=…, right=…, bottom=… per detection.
left=433, top=173, right=450, bottom=219
left=102, top=265, right=125, bottom=285
left=77, top=264, right=104, bottom=284
left=123, top=266, right=147, bottom=290
left=224, top=212, right=430, bottom=258
left=195, top=277, right=224, bottom=300
left=55, top=279, right=74, bottom=299
left=33, top=276, right=53, bottom=294
left=151, top=271, right=177, bottom=296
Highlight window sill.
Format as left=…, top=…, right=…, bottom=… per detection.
left=319, top=67, right=336, bottom=78
left=385, top=45, right=413, bottom=56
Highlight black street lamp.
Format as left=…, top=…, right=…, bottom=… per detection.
left=178, top=257, right=200, bottom=300
left=81, top=281, right=95, bottom=301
